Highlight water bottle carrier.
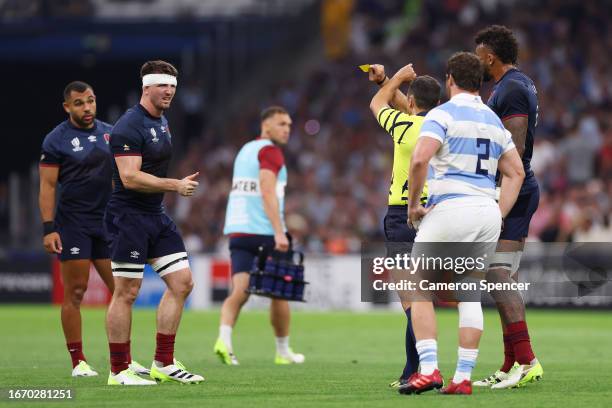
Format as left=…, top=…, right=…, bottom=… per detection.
left=246, top=246, right=308, bottom=302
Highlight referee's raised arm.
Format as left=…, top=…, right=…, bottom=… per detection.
left=370, top=64, right=416, bottom=117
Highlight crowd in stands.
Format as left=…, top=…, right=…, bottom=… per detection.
left=164, top=0, right=612, bottom=253
left=3, top=0, right=608, bottom=252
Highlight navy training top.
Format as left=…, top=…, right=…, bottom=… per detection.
left=40, top=119, right=113, bottom=226
left=107, top=104, right=174, bottom=214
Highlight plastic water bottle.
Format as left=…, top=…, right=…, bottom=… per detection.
left=262, top=257, right=277, bottom=296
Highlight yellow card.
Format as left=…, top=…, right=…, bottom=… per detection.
left=358, top=64, right=370, bottom=73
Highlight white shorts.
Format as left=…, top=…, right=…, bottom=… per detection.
left=415, top=196, right=502, bottom=243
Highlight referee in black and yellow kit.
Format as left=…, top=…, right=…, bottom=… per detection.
left=367, top=63, right=441, bottom=388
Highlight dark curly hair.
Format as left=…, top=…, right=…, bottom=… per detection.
left=474, top=25, right=518, bottom=65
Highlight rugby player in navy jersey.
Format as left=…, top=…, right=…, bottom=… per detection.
left=104, top=60, right=203, bottom=385
left=474, top=25, right=543, bottom=389
left=39, top=81, right=149, bottom=378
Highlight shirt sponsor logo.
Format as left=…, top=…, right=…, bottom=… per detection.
left=232, top=179, right=260, bottom=194
left=70, top=247, right=80, bottom=255
left=88, top=135, right=97, bottom=143
left=230, top=178, right=286, bottom=198
left=130, top=250, right=140, bottom=259
left=71, top=137, right=83, bottom=152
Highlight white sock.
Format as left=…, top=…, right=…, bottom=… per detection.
left=219, top=325, right=233, bottom=352
left=452, top=347, right=479, bottom=383
left=276, top=336, right=290, bottom=356
left=416, top=339, right=438, bottom=375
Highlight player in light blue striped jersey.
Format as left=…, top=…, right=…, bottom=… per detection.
left=399, top=52, right=525, bottom=396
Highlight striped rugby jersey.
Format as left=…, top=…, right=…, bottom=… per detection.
left=418, top=93, right=515, bottom=207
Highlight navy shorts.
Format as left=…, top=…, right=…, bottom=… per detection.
left=229, top=234, right=276, bottom=275
left=56, top=222, right=110, bottom=261
left=104, top=211, right=186, bottom=264
left=384, top=205, right=417, bottom=243
left=499, top=187, right=540, bottom=241
left=383, top=205, right=416, bottom=257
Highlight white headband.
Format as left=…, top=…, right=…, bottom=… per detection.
left=142, top=74, right=177, bottom=87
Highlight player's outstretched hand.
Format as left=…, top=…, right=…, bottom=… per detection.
left=178, top=172, right=199, bottom=196
left=368, top=64, right=386, bottom=83
left=274, top=232, right=290, bottom=252
left=43, top=232, right=62, bottom=254
left=393, top=64, right=417, bottom=83
left=408, top=205, right=431, bottom=229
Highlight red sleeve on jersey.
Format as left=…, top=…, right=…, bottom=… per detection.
left=258, top=145, right=284, bottom=175
left=502, top=113, right=528, bottom=121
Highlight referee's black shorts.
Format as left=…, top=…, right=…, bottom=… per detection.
left=383, top=205, right=417, bottom=243
left=383, top=205, right=416, bottom=257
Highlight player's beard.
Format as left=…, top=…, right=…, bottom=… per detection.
left=72, top=113, right=95, bottom=128
left=155, top=96, right=172, bottom=112
left=268, top=130, right=288, bottom=146
left=482, top=68, right=493, bottom=82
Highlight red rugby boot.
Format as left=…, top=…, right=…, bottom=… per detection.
left=439, top=379, right=472, bottom=395
left=398, top=369, right=444, bottom=395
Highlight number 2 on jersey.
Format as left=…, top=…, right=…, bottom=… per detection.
left=475, top=138, right=490, bottom=176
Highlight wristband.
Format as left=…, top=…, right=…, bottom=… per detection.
left=376, top=76, right=388, bottom=86
left=43, top=221, right=56, bottom=236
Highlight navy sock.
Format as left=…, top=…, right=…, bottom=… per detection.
left=401, top=308, right=419, bottom=379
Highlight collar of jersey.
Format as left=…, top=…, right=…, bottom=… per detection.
left=495, top=67, right=519, bottom=84
left=450, top=92, right=482, bottom=103
left=137, top=103, right=163, bottom=120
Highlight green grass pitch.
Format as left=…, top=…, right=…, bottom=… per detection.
left=1, top=305, right=611, bottom=407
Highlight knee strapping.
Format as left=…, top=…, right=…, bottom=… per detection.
left=458, top=302, right=483, bottom=330
left=489, top=251, right=523, bottom=278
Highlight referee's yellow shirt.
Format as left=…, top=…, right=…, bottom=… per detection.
left=377, top=107, right=428, bottom=206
